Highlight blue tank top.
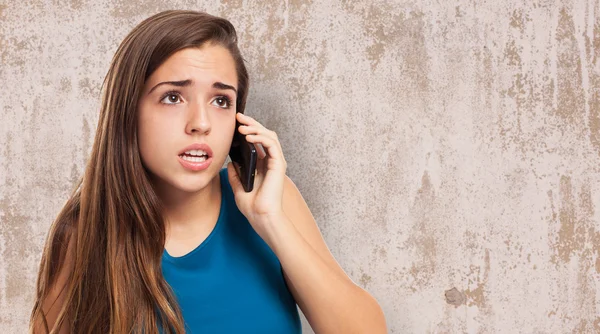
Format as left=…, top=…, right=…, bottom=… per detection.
left=161, top=168, right=302, bottom=333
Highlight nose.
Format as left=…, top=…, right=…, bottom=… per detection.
left=185, top=101, right=211, bottom=135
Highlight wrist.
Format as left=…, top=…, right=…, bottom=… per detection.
left=258, top=210, right=287, bottom=224
left=257, top=211, right=294, bottom=250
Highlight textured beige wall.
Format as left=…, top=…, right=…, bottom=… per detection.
left=1, top=0, right=599, bottom=333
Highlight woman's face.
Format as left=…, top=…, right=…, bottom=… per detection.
left=137, top=43, right=238, bottom=195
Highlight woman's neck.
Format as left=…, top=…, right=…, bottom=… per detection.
left=157, top=174, right=222, bottom=232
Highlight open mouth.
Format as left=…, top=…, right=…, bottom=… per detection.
left=179, top=149, right=210, bottom=163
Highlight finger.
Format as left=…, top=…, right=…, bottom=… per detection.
left=238, top=125, right=283, bottom=153
left=245, top=134, right=287, bottom=169
left=239, top=125, right=279, bottom=148
left=255, top=143, right=267, bottom=160
left=236, top=114, right=286, bottom=166
left=236, top=113, right=272, bottom=133
left=237, top=123, right=273, bottom=137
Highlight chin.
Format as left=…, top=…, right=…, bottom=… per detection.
left=174, top=164, right=225, bottom=193
left=170, top=176, right=214, bottom=194
left=148, top=160, right=224, bottom=196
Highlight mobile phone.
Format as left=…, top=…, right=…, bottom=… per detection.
left=229, top=118, right=257, bottom=192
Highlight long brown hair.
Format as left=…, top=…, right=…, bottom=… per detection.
left=30, top=10, right=249, bottom=333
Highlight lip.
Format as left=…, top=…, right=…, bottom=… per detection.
left=178, top=143, right=214, bottom=172
left=179, top=143, right=214, bottom=157
left=178, top=155, right=213, bottom=171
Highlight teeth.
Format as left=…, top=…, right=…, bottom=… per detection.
left=184, top=149, right=207, bottom=156
left=181, top=155, right=207, bottom=163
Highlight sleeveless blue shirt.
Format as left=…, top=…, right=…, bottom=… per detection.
left=161, top=168, right=302, bottom=333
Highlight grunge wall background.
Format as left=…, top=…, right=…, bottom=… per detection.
left=1, top=0, right=599, bottom=332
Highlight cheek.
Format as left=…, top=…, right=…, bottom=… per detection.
left=137, top=110, right=174, bottom=165
left=216, top=114, right=236, bottom=146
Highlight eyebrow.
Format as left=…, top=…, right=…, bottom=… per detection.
left=147, top=79, right=237, bottom=95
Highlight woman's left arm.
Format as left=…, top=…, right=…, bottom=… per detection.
left=269, top=177, right=387, bottom=334
left=228, top=112, right=387, bottom=333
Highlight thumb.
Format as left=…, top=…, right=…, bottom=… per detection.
left=226, top=162, right=244, bottom=195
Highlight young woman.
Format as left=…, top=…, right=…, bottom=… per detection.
left=30, top=10, right=386, bottom=333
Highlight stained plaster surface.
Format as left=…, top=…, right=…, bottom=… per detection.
left=1, top=0, right=600, bottom=333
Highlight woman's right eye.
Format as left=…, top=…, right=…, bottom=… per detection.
left=160, top=92, right=182, bottom=105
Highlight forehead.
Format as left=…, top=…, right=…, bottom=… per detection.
left=145, top=44, right=238, bottom=90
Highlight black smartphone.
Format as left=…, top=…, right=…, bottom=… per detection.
left=229, top=118, right=257, bottom=192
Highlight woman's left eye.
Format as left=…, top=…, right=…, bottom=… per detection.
left=212, top=96, right=232, bottom=109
